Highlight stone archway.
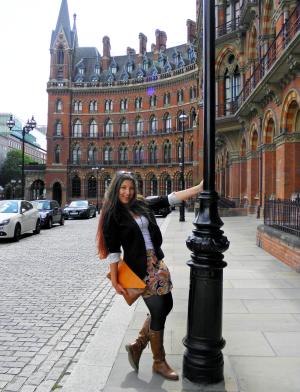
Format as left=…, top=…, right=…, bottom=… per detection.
left=53, top=182, right=62, bottom=206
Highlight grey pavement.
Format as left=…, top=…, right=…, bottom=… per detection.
left=60, top=211, right=300, bottom=392
left=0, top=217, right=115, bottom=392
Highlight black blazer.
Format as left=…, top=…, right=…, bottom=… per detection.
left=103, top=196, right=170, bottom=280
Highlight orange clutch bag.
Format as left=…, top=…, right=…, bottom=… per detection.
left=106, top=260, right=146, bottom=305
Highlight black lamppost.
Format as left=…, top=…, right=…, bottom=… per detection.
left=179, top=112, right=188, bottom=222
left=92, top=167, right=104, bottom=213
left=182, top=0, right=229, bottom=384
left=6, top=114, right=37, bottom=199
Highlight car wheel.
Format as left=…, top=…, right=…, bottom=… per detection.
left=47, top=218, right=53, bottom=229
left=60, top=216, right=65, bottom=226
left=33, top=220, right=41, bottom=234
left=13, top=224, right=21, bottom=242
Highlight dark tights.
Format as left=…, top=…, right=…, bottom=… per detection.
left=143, top=292, right=173, bottom=331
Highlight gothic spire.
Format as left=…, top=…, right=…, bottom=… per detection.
left=50, top=0, right=72, bottom=49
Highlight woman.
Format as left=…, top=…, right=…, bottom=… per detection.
left=97, top=171, right=203, bottom=381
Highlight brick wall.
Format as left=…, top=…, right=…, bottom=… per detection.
left=257, top=224, right=300, bottom=272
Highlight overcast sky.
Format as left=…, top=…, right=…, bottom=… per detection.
left=0, top=0, right=196, bottom=127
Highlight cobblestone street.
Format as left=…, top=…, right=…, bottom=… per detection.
left=0, top=217, right=115, bottom=392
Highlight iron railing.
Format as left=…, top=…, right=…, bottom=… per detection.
left=264, top=197, right=300, bottom=237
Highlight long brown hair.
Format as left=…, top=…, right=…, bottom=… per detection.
left=97, top=171, right=152, bottom=259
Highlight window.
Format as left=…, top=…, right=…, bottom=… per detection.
left=88, top=176, right=97, bottom=198
left=120, top=99, right=128, bottom=111
left=56, top=99, right=63, bottom=112
left=105, top=119, right=113, bottom=137
left=149, top=95, right=157, bottom=107
left=164, top=114, right=172, bottom=133
left=135, top=97, right=142, bottom=109
left=89, top=101, right=97, bottom=112
left=119, top=145, right=128, bottom=163
left=163, top=141, right=172, bottom=163
left=55, top=121, right=62, bottom=136
left=72, top=146, right=81, bottom=164
left=88, top=146, right=97, bottom=163
left=73, top=101, right=82, bottom=112
left=72, top=175, right=81, bottom=197
left=136, top=117, right=144, bottom=135
left=57, top=47, right=64, bottom=65
left=150, top=175, right=158, bottom=195
left=224, top=64, right=240, bottom=115
left=104, top=145, right=113, bottom=164
left=177, top=140, right=183, bottom=162
left=177, top=89, right=184, bottom=103
left=105, top=100, right=113, bottom=111
left=149, top=116, right=158, bottom=134
left=73, top=120, right=82, bottom=137
left=89, top=120, right=98, bottom=137
left=134, top=145, right=144, bottom=164
left=164, top=92, right=170, bottom=105
left=120, top=119, right=128, bottom=136
left=149, top=142, right=157, bottom=164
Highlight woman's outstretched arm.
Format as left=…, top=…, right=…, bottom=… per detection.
left=173, top=180, right=203, bottom=202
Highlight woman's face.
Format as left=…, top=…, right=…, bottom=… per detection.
left=118, top=180, right=135, bottom=205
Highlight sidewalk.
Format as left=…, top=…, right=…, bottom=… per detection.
left=61, top=212, right=300, bottom=392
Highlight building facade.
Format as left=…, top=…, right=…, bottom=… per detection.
left=212, top=0, right=300, bottom=212
left=45, top=0, right=201, bottom=207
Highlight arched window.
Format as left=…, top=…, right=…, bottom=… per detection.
left=177, top=139, right=183, bottom=162
left=105, top=100, right=113, bottom=111
left=89, top=101, right=97, bottom=112
left=72, top=175, right=81, bottom=197
left=163, top=141, right=172, bottom=163
left=89, top=120, right=98, bottom=137
left=54, top=145, right=61, bottom=164
left=57, top=47, right=64, bottom=65
left=73, top=120, right=82, bottom=137
left=135, top=97, right=142, bottom=109
left=120, top=119, right=128, bottom=136
left=105, top=119, right=113, bottom=137
left=72, top=146, right=81, bottom=164
left=177, top=89, right=184, bottom=103
left=55, top=121, right=62, bottom=136
left=150, top=175, right=158, bottom=195
left=119, top=145, right=128, bottom=163
left=149, top=95, right=157, bottom=107
left=134, top=144, right=144, bottom=164
left=164, top=92, right=171, bottom=105
left=164, top=113, right=172, bottom=133
left=88, top=146, right=96, bottom=163
left=103, top=145, right=113, bottom=164
left=136, top=117, right=144, bottom=135
left=56, top=99, right=63, bottom=112
left=188, top=141, right=194, bottom=161
left=73, top=101, right=82, bottom=112
left=149, top=142, right=157, bottom=164
left=149, top=116, right=158, bottom=134
left=87, top=176, right=97, bottom=198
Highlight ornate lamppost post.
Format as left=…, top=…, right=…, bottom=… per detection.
left=6, top=114, right=37, bottom=199
left=182, top=0, right=229, bottom=384
left=179, top=112, right=188, bottom=222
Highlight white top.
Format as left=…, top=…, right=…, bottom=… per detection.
left=105, top=192, right=181, bottom=264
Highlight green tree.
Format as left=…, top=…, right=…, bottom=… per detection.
left=0, top=149, right=34, bottom=186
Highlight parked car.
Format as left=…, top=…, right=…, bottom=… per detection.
left=145, top=196, right=172, bottom=217
left=31, top=199, right=64, bottom=229
left=0, top=200, right=41, bottom=241
left=64, top=200, right=97, bottom=219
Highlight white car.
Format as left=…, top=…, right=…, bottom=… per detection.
left=0, top=200, right=41, bottom=241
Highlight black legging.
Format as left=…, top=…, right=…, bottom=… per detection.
left=143, top=292, right=173, bottom=331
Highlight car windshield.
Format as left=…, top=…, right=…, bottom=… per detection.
left=36, top=201, right=51, bottom=210
left=0, top=201, right=19, bottom=213
left=69, top=201, right=88, bottom=207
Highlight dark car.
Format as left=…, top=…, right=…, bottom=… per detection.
left=64, top=200, right=97, bottom=219
left=145, top=196, right=172, bottom=217
left=31, top=199, right=64, bottom=229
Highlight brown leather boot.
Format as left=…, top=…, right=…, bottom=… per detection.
left=149, top=329, right=179, bottom=381
left=125, top=315, right=150, bottom=371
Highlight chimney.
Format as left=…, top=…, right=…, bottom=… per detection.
left=139, top=33, right=147, bottom=54
left=102, top=36, right=111, bottom=70
left=155, top=29, right=167, bottom=52
left=127, top=47, right=136, bottom=56
left=187, top=20, right=196, bottom=43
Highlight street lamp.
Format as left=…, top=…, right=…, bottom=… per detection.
left=92, top=167, right=104, bottom=213
left=179, top=112, right=188, bottom=222
left=182, top=0, right=229, bottom=384
left=6, top=114, right=37, bottom=199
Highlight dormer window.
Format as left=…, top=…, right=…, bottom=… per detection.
left=79, top=67, right=84, bottom=75
left=143, top=61, right=148, bottom=71
left=127, top=63, right=133, bottom=73
left=111, top=65, right=117, bottom=74
left=95, top=65, right=100, bottom=75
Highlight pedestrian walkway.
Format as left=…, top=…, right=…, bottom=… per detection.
left=61, top=212, right=300, bottom=392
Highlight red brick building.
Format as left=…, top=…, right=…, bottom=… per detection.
left=45, top=0, right=201, bottom=206
left=213, top=0, right=300, bottom=212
